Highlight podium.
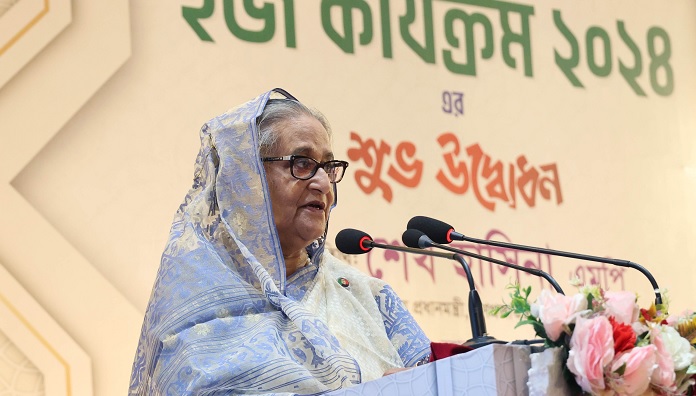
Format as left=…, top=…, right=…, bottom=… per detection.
left=327, top=344, right=534, bottom=396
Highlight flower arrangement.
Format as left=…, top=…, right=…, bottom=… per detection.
left=492, top=283, right=696, bottom=395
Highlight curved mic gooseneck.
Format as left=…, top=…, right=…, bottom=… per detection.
left=402, top=229, right=565, bottom=295
left=408, top=216, right=662, bottom=305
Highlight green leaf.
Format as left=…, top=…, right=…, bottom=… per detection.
left=514, top=319, right=540, bottom=329
left=635, top=332, right=651, bottom=347
left=614, top=363, right=627, bottom=376
left=510, top=299, right=524, bottom=312
left=531, top=322, right=548, bottom=339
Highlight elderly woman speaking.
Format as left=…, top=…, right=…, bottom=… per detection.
left=129, top=89, right=431, bottom=395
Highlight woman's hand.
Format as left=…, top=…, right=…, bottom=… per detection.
left=382, top=367, right=411, bottom=376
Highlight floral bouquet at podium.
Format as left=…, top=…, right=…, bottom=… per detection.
left=492, top=283, right=696, bottom=395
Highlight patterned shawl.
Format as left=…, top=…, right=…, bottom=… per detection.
left=129, top=89, right=430, bottom=395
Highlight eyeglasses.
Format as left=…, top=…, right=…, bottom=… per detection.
left=262, top=155, right=349, bottom=183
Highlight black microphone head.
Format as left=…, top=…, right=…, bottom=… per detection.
left=335, top=228, right=373, bottom=254
left=402, top=229, right=429, bottom=249
left=407, top=216, right=455, bottom=244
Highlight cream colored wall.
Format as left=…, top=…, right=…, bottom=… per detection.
left=1, top=1, right=138, bottom=394
left=1, top=0, right=695, bottom=394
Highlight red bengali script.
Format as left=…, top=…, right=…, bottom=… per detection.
left=357, top=230, right=626, bottom=291
left=347, top=131, right=563, bottom=211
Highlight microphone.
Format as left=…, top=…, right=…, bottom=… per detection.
left=401, top=229, right=564, bottom=294
left=335, top=228, right=504, bottom=348
left=335, top=228, right=374, bottom=255
left=408, top=216, right=662, bottom=305
left=336, top=228, right=459, bottom=260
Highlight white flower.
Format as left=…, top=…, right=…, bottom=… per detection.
left=659, top=325, right=695, bottom=371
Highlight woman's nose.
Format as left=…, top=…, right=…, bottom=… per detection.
left=308, top=167, right=332, bottom=194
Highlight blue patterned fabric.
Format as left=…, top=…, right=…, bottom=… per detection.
left=128, top=89, right=430, bottom=395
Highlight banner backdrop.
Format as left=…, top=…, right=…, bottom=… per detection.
left=1, top=0, right=695, bottom=394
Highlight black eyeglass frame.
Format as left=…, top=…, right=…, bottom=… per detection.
left=262, top=155, right=349, bottom=183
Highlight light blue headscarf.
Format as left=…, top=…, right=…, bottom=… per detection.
left=129, top=89, right=430, bottom=395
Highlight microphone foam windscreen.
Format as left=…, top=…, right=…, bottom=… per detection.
left=335, top=228, right=371, bottom=254
left=402, top=229, right=425, bottom=248
left=407, top=216, right=453, bottom=244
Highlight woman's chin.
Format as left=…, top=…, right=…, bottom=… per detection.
left=296, top=224, right=325, bottom=246
left=295, top=213, right=326, bottom=233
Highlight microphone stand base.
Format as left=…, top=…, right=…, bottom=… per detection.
left=463, top=335, right=507, bottom=349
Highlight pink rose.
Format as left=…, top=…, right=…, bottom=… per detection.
left=604, top=291, right=639, bottom=324
left=531, top=290, right=587, bottom=341
left=650, top=326, right=676, bottom=390
left=567, top=316, right=615, bottom=393
left=607, top=345, right=656, bottom=395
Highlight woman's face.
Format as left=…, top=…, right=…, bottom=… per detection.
left=263, top=114, right=334, bottom=255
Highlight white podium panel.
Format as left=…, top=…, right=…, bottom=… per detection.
left=327, top=344, right=532, bottom=396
